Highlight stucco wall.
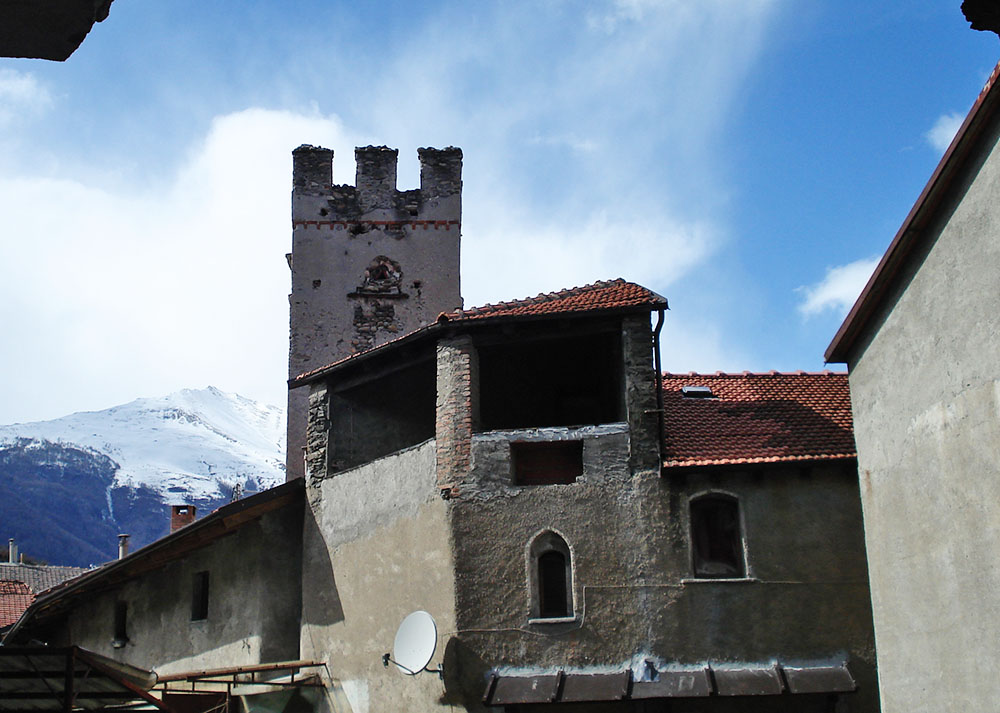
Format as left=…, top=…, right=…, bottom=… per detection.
left=57, top=504, right=304, bottom=675
left=300, top=440, right=459, bottom=713
left=448, top=456, right=877, bottom=711
left=846, top=109, right=1000, bottom=712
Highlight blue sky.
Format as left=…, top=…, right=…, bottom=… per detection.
left=0, top=1, right=997, bottom=423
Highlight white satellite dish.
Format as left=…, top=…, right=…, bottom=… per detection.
left=390, top=610, right=438, bottom=676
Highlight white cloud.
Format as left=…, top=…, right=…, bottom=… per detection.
left=0, top=69, right=53, bottom=125
left=925, top=112, right=963, bottom=153
left=0, top=0, right=785, bottom=423
left=0, top=108, right=365, bottom=423
left=797, top=257, right=880, bottom=318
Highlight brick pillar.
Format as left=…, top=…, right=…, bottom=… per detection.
left=436, top=335, right=479, bottom=493
left=622, top=315, right=659, bottom=473
left=304, top=383, right=329, bottom=481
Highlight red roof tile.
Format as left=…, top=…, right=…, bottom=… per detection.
left=660, top=372, right=855, bottom=469
left=439, top=279, right=666, bottom=322
left=292, top=279, right=666, bottom=385
left=0, top=580, right=34, bottom=627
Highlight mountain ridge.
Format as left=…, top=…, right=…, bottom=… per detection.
left=0, top=387, right=286, bottom=566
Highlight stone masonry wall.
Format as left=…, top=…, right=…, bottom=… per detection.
left=621, top=314, right=660, bottom=473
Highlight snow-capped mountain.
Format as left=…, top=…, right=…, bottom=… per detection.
left=0, top=388, right=285, bottom=566
left=0, top=387, right=285, bottom=502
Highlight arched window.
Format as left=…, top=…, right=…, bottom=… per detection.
left=528, top=531, right=574, bottom=620
left=690, top=494, right=745, bottom=578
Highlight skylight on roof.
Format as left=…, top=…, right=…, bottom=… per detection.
left=681, top=385, right=714, bottom=399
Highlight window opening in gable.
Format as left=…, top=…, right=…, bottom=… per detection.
left=512, top=441, right=583, bottom=485
left=690, top=494, right=745, bottom=578
left=191, top=571, right=210, bottom=621
left=113, top=601, right=128, bottom=648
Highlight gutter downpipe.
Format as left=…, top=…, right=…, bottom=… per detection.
left=653, top=308, right=666, bottom=476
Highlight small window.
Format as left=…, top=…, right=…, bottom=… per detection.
left=113, top=601, right=128, bottom=647
left=191, top=571, right=210, bottom=621
left=690, top=494, right=745, bottom=578
left=528, top=531, right=574, bottom=620
left=538, top=551, right=569, bottom=617
left=512, top=441, right=583, bottom=485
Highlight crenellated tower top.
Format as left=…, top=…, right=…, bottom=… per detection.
left=292, top=145, right=462, bottom=223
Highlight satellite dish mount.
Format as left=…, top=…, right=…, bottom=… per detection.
left=383, top=610, right=442, bottom=679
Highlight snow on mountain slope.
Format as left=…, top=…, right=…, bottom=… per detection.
left=0, top=387, right=285, bottom=501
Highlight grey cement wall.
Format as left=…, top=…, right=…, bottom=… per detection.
left=300, top=440, right=460, bottom=713
left=447, top=461, right=877, bottom=712
left=54, top=505, right=303, bottom=676
left=286, top=146, right=463, bottom=480
left=845, top=107, right=1000, bottom=713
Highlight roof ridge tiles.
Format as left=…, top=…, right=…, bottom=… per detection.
left=662, top=370, right=846, bottom=378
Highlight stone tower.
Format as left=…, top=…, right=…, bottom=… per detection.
left=286, top=145, right=463, bottom=479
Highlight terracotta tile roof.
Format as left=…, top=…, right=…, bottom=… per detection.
left=0, top=580, right=34, bottom=628
left=439, top=279, right=667, bottom=322
left=661, top=371, right=855, bottom=469
left=292, top=279, right=666, bottom=385
left=0, top=563, right=92, bottom=595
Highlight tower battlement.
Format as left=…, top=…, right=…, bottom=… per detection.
left=292, top=145, right=462, bottom=222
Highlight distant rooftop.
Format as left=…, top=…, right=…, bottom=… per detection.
left=0, top=562, right=91, bottom=596
left=0, top=581, right=34, bottom=628
left=661, top=371, right=855, bottom=469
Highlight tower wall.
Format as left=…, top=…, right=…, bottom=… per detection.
left=286, top=145, right=463, bottom=479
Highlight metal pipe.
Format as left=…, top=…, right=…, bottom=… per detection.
left=652, top=308, right=666, bottom=476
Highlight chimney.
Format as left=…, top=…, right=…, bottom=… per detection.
left=8, top=538, right=17, bottom=564
left=118, top=534, right=130, bottom=560
left=170, top=505, right=197, bottom=533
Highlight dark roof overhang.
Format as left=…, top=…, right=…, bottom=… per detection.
left=0, top=1, right=114, bottom=61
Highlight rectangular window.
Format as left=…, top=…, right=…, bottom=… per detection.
left=512, top=441, right=583, bottom=485
left=191, top=571, right=210, bottom=621
left=690, top=495, right=745, bottom=578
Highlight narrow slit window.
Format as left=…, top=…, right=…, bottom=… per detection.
left=113, top=601, right=128, bottom=647
left=538, top=551, right=569, bottom=617
left=191, top=571, right=210, bottom=621
left=690, top=495, right=745, bottom=578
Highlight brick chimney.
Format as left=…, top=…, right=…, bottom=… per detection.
left=170, top=505, right=197, bottom=533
